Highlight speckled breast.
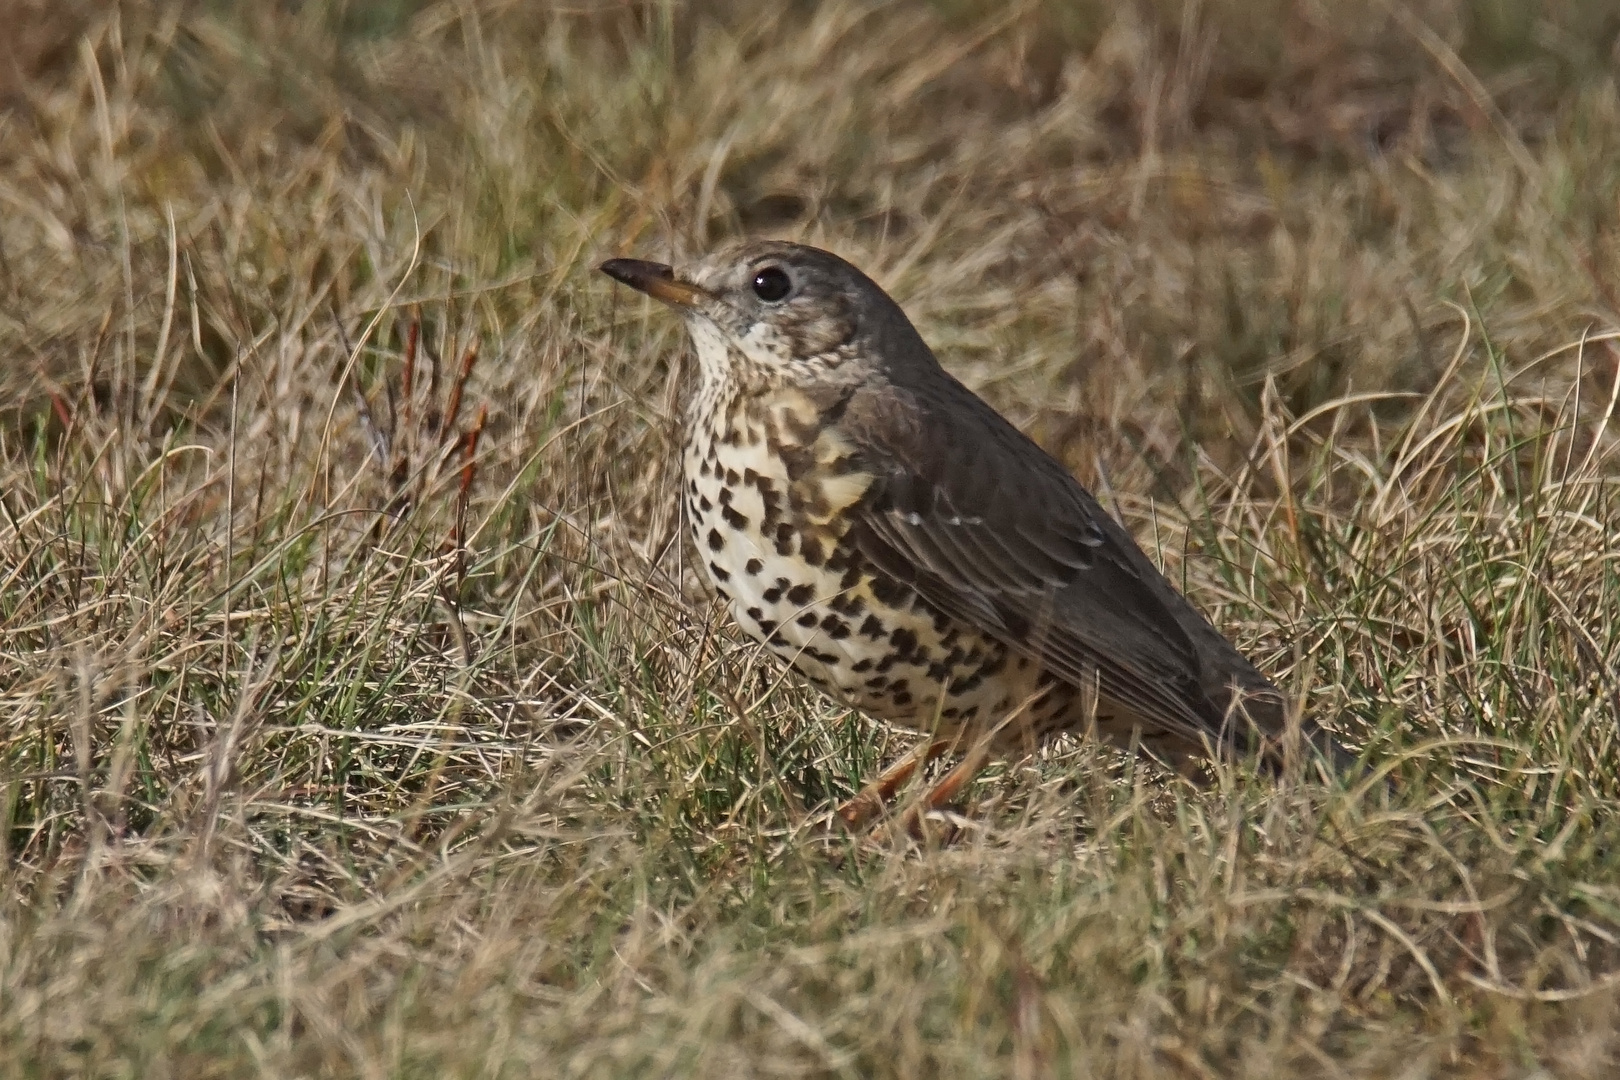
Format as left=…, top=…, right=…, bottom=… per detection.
left=682, top=386, right=1072, bottom=743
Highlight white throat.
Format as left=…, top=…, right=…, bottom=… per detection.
left=686, top=316, right=735, bottom=392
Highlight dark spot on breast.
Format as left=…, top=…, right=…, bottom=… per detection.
left=821, top=614, right=849, bottom=639
left=721, top=505, right=748, bottom=529
left=774, top=523, right=794, bottom=555
left=870, top=575, right=907, bottom=607
left=800, top=489, right=831, bottom=521
left=851, top=658, right=874, bottom=673
left=709, top=561, right=730, bottom=582
left=799, top=536, right=824, bottom=566
left=865, top=675, right=889, bottom=690
left=892, top=691, right=913, bottom=707
left=707, top=529, right=724, bottom=551
left=699, top=495, right=712, bottom=512
left=796, top=611, right=819, bottom=628
left=699, top=460, right=712, bottom=477
left=758, top=618, right=779, bottom=636
left=763, top=578, right=789, bottom=604
left=889, top=627, right=918, bottom=661
left=825, top=452, right=858, bottom=474
left=745, top=558, right=763, bottom=575
left=828, top=592, right=864, bottom=617
left=719, top=487, right=733, bottom=504
left=724, top=468, right=740, bottom=486
left=779, top=445, right=810, bottom=482
left=743, top=467, right=759, bottom=486
left=808, top=648, right=840, bottom=665
left=747, top=606, right=763, bottom=622
left=786, top=583, right=814, bottom=606
left=858, top=614, right=886, bottom=639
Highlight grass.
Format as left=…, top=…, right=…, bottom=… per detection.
left=3, top=0, right=1620, bottom=1075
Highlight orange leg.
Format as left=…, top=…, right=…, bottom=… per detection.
left=837, top=738, right=952, bottom=830
left=890, top=733, right=997, bottom=840
left=842, top=693, right=1044, bottom=841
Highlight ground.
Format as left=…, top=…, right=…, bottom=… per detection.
left=3, top=1, right=1620, bottom=1076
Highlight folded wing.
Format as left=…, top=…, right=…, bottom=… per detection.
left=842, top=375, right=1290, bottom=758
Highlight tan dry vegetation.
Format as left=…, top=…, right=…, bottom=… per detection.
left=3, top=1, right=1620, bottom=1076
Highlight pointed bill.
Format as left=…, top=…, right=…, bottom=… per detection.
left=599, top=258, right=709, bottom=310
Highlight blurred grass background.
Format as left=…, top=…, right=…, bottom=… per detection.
left=3, top=1, right=1620, bottom=1075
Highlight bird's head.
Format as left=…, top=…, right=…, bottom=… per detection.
left=600, top=240, right=923, bottom=390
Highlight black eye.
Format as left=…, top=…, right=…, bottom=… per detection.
left=751, top=266, right=792, bottom=302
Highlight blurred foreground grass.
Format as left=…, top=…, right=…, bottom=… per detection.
left=3, top=1, right=1620, bottom=1075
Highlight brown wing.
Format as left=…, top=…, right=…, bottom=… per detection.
left=841, top=376, right=1289, bottom=758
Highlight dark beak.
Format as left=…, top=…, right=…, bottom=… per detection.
left=599, top=258, right=708, bottom=309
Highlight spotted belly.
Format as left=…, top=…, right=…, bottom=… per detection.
left=684, top=438, right=1077, bottom=746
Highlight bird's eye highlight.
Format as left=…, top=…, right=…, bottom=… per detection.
left=751, top=266, right=793, bottom=302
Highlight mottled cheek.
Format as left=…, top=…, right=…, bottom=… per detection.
left=745, top=311, right=853, bottom=366
left=795, top=311, right=855, bottom=356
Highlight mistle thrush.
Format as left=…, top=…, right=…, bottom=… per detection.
left=602, top=241, right=1347, bottom=827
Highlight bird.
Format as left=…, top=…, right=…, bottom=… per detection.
left=600, top=240, right=1348, bottom=830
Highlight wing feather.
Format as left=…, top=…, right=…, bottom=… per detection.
left=842, top=376, right=1288, bottom=756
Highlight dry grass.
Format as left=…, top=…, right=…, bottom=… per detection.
left=3, top=1, right=1620, bottom=1075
